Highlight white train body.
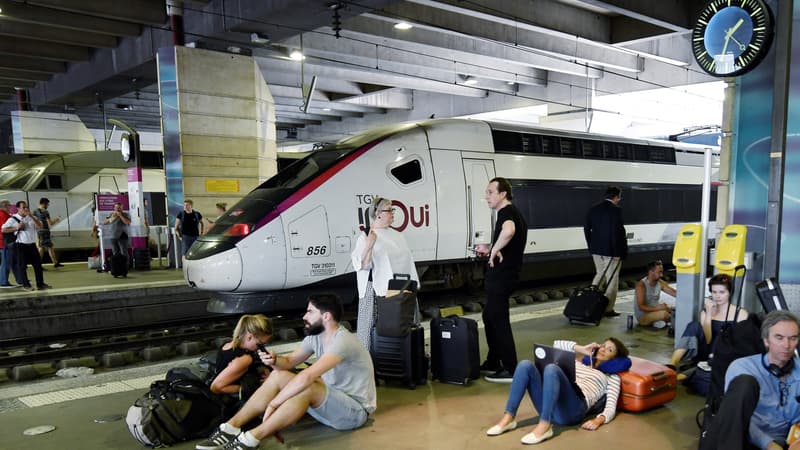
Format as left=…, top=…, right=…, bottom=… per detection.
left=184, top=119, right=716, bottom=305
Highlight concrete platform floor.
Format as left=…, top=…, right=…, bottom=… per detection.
left=0, top=291, right=704, bottom=450
left=0, top=259, right=185, bottom=299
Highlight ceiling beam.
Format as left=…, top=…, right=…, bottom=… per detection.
left=0, top=37, right=90, bottom=61
left=0, top=69, right=52, bottom=82
left=0, top=20, right=118, bottom=48
left=0, top=56, right=68, bottom=74
left=0, top=80, right=36, bottom=89
left=23, top=0, right=168, bottom=25
left=573, top=0, right=692, bottom=33
left=0, top=1, right=142, bottom=37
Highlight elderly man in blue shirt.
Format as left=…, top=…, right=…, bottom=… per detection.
left=702, top=310, right=800, bottom=450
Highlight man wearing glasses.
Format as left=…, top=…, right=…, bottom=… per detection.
left=701, top=310, right=800, bottom=450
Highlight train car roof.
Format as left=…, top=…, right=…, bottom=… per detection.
left=326, top=118, right=716, bottom=154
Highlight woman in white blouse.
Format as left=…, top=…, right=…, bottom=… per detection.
left=351, top=196, right=420, bottom=350
left=486, top=337, right=631, bottom=445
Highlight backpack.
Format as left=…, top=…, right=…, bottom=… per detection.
left=697, top=313, right=765, bottom=449
left=2, top=216, right=19, bottom=245
left=126, top=377, right=224, bottom=448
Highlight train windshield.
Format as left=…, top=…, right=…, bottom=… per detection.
left=188, top=147, right=356, bottom=260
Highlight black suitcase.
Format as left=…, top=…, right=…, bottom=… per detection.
left=755, top=277, right=788, bottom=313
left=430, top=315, right=480, bottom=385
left=563, top=286, right=609, bottom=326
left=371, top=326, right=427, bottom=389
left=110, top=253, right=129, bottom=278
left=563, top=260, right=619, bottom=326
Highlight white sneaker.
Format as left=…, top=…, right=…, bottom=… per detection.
left=652, top=320, right=667, bottom=329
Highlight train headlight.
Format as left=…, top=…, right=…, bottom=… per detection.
left=224, top=223, right=252, bottom=237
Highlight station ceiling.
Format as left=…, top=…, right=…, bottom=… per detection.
left=0, top=0, right=714, bottom=143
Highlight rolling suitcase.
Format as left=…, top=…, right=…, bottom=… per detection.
left=430, top=315, right=480, bottom=385
left=563, top=260, right=619, bottom=326
left=110, top=253, right=129, bottom=278
left=617, top=356, right=677, bottom=412
left=371, top=326, right=427, bottom=389
left=755, top=277, right=788, bottom=313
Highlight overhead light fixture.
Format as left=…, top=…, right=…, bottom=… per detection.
left=507, top=81, right=516, bottom=85
left=463, top=77, right=478, bottom=85
left=289, top=50, right=305, bottom=61
left=227, top=46, right=242, bottom=54
left=323, top=107, right=332, bottom=111
left=394, top=22, right=413, bottom=30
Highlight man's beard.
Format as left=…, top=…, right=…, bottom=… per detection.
left=304, top=319, right=324, bottom=336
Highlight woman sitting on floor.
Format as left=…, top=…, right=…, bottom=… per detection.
left=486, top=337, right=631, bottom=445
left=210, top=314, right=273, bottom=400
left=667, top=273, right=747, bottom=373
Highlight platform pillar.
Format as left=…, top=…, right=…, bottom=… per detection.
left=156, top=46, right=277, bottom=228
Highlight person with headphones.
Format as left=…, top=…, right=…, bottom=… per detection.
left=702, top=310, right=800, bottom=450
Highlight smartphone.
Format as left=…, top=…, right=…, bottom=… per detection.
left=591, top=347, right=599, bottom=358
left=257, top=343, right=269, bottom=353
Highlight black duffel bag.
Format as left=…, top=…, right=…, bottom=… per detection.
left=375, top=273, right=418, bottom=337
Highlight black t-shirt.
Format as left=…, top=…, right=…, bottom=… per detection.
left=177, top=210, right=202, bottom=236
left=487, top=203, right=527, bottom=278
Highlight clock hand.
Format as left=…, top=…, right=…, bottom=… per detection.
left=730, top=35, right=747, bottom=51
left=725, top=18, right=745, bottom=40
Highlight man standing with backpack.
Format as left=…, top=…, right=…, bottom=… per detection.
left=584, top=186, right=627, bottom=317
left=175, top=199, right=203, bottom=257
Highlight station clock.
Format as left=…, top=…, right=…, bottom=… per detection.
left=692, top=0, right=774, bottom=77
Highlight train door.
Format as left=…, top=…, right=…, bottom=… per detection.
left=462, top=159, right=495, bottom=248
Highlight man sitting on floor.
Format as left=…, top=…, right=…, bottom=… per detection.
left=196, top=293, right=376, bottom=450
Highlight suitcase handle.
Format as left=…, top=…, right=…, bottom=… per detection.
left=649, top=383, right=674, bottom=393
left=651, top=372, right=669, bottom=381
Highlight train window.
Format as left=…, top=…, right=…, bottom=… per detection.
left=491, top=130, right=522, bottom=152
left=47, top=175, right=63, bottom=190
left=634, top=145, right=650, bottom=162
left=559, top=138, right=579, bottom=157
left=541, top=136, right=558, bottom=155
left=389, top=158, right=424, bottom=186
left=35, top=178, right=48, bottom=190
left=259, top=148, right=352, bottom=190
left=581, top=141, right=599, bottom=158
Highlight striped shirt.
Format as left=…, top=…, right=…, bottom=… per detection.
left=554, top=340, right=621, bottom=423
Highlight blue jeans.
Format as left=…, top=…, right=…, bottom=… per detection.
left=181, top=235, right=197, bottom=256
left=2, top=244, right=22, bottom=285
left=504, top=360, right=588, bottom=425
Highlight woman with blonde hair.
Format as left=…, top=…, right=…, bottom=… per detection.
left=204, top=203, right=228, bottom=234
left=210, top=314, right=273, bottom=398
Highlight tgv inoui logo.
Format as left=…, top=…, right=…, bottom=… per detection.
left=356, top=196, right=430, bottom=232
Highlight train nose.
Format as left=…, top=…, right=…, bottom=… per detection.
left=184, top=246, right=243, bottom=291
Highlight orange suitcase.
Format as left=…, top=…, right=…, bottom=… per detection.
left=617, top=356, right=677, bottom=412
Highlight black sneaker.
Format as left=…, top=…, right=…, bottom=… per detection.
left=485, top=369, right=514, bottom=384
left=480, top=360, right=502, bottom=375
left=222, top=437, right=258, bottom=450
left=53, top=263, right=64, bottom=268
left=196, top=428, right=238, bottom=450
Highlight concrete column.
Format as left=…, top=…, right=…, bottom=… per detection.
left=156, top=46, right=276, bottom=224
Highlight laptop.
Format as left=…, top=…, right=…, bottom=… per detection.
left=533, top=343, right=577, bottom=382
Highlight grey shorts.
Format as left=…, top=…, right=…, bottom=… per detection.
left=306, top=385, right=368, bottom=430
left=37, top=230, right=53, bottom=248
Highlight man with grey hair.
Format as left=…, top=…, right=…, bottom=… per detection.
left=701, top=310, right=800, bottom=450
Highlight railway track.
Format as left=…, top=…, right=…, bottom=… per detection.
left=0, top=274, right=655, bottom=385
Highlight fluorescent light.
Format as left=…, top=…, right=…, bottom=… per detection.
left=289, top=50, right=305, bottom=61
left=394, top=22, right=413, bottom=30
left=323, top=108, right=332, bottom=111
left=464, top=78, right=478, bottom=85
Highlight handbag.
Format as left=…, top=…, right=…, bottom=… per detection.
left=375, top=273, right=418, bottom=337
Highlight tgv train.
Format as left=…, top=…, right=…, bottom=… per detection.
left=184, top=119, right=717, bottom=313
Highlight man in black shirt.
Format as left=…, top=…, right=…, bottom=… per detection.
left=175, top=199, right=203, bottom=257
left=476, top=177, right=527, bottom=383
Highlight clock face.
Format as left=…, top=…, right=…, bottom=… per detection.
left=692, top=0, right=774, bottom=77
left=120, top=134, right=132, bottom=162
